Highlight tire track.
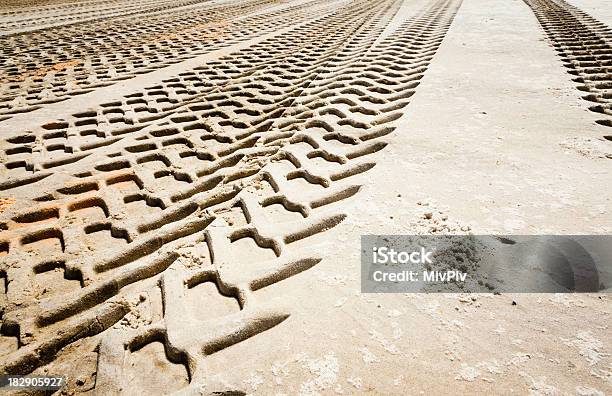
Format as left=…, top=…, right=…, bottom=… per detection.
left=0, top=0, right=462, bottom=392
left=523, top=0, right=612, bottom=140
left=0, top=0, right=334, bottom=120
left=0, top=0, right=358, bottom=195
left=0, top=0, right=214, bottom=35
left=0, top=0, right=401, bottom=376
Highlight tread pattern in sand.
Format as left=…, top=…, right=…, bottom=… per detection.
left=0, top=0, right=336, bottom=121
left=524, top=0, right=612, bottom=135
left=0, top=0, right=462, bottom=392
left=0, top=0, right=215, bottom=35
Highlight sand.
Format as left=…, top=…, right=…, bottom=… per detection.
left=0, top=0, right=610, bottom=394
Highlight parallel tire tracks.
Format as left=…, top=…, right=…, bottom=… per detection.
left=0, top=0, right=335, bottom=120
left=0, top=0, right=462, bottom=393
left=0, top=0, right=214, bottom=35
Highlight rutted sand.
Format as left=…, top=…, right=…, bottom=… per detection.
left=0, top=0, right=610, bottom=394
